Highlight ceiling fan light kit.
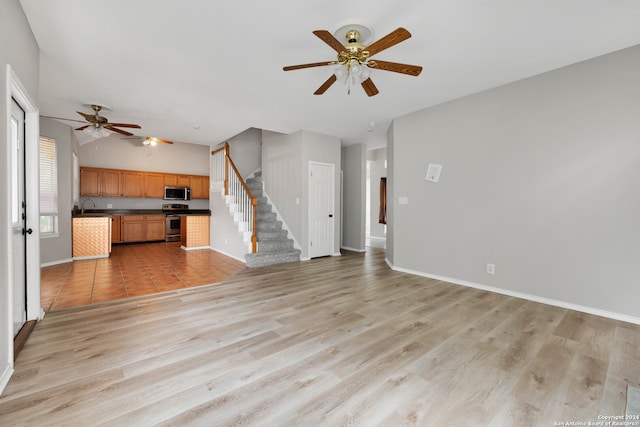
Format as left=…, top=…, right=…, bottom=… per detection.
left=283, top=24, right=422, bottom=96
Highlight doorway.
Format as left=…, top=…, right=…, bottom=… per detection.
left=309, top=161, right=335, bottom=258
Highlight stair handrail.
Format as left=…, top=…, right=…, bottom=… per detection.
left=211, top=143, right=257, bottom=253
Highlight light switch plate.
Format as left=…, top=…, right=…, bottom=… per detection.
left=399, top=197, right=408, bottom=205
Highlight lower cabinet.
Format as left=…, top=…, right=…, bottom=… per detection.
left=111, top=215, right=123, bottom=243
left=121, top=214, right=165, bottom=243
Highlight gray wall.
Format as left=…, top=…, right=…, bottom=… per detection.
left=1, top=0, right=40, bottom=393
left=78, top=134, right=210, bottom=175
left=389, top=44, right=640, bottom=320
left=341, top=143, right=366, bottom=251
left=39, top=118, right=79, bottom=265
left=263, top=130, right=341, bottom=259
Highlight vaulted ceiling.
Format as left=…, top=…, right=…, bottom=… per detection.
left=20, top=0, right=640, bottom=148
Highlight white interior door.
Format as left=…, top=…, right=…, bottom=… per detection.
left=309, top=162, right=335, bottom=258
left=10, top=98, right=27, bottom=338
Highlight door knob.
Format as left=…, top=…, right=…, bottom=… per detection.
left=328, top=214, right=333, bottom=218
left=22, top=228, right=33, bottom=235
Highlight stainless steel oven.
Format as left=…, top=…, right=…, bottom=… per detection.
left=162, top=203, right=188, bottom=242
left=165, top=215, right=181, bottom=242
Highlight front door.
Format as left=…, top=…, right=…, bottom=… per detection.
left=309, top=162, right=335, bottom=258
left=10, top=98, right=27, bottom=338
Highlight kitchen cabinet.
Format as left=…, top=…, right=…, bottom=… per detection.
left=121, top=214, right=165, bottom=242
left=145, top=215, right=166, bottom=241
left=177, top=175, right=191, bottom=187
left=122, top=172, right=144, bottom=198
left=163, top=174, right=178, bottom=187
left=80, top=166, right=209, bottom=199
left=101, top=169, right=122, bottom=197
left=111, top=215, right=122, bottom=243
left=190, top=175, right=210, bottom=199
left=80, top=168, right=101, bottom=196
left=144, top=173, right=165, bottom=198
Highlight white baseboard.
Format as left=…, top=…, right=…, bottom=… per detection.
left=210, top=247, right=246, bottom=263
left=386, top=258, right=640, bottom=326
left=180, top=245, right=210, bottom=251
left=0, top=364, right=14, bottom=396
left=40, top=258, right=73, bottom=268
left=341, top=246, right=366, bottom=253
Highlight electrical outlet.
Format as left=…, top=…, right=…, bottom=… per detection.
left=107, top=204, right=113, bottom=208
left=486, top=263, right=495, bottom=275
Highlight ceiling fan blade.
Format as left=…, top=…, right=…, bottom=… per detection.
left=103, top=125, right=134, bottom=136
left=314, top=74, right=337, bottom=95
left=152, top=138, right=173, bottom=145
left=313, top=30, right=346, bottom=54
left=283, top=61, right=335, bottom=71
left=361, top=78, right=379, bottom=97
left=365, top=27, right=412, bottom=57
left=370, top=60, right=422, bottom=76
left=75, top=125, right=90, bottom=131
left=108, top=123, right=142, bottom=129
left=77, top=111, right=95, bottom=121
left=42, top=115, right=87, bottom=124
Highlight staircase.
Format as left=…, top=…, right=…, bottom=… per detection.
left=244, top=172, right=301, bottom=268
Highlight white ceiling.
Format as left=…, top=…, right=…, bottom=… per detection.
left=20, top=0, right=640, bottom=148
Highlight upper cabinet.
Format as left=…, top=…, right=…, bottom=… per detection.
left=80, top=168, right=101, bottom=196
left=80, top=167, right=209, bottom=199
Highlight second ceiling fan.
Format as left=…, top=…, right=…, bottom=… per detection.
left=284, top=26, right=423, bottom=96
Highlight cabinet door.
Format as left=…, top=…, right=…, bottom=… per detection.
left=122, top=172, right=144, bottom=198
left=80, top=168, right=101, bottom=196
left=122, top=215, right=145, bottom=242
left=144, top=173, right=165, bottom=198
left=190, top=176, right=203, bottom=199
left=163, top=174, right=178, bottom=187
left=144, top=215, right=166, bottom=241
left=111, top=215, right=122, bottom=243
left=101, top=169, right=122, bottom=197
left=177, top=175, right=191, bottom=187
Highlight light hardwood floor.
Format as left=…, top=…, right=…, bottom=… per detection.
left=1, top=249, right=639, bottom=426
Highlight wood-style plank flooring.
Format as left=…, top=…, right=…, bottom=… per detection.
left=40, top=242, right=245, bottom=311
left=2, top=249, right=639, bottom=426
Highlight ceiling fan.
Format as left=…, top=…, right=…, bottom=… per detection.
left=122, top=136, right=174, bottom=146
left=43, top=104, right=141, bottom=137
left=283, top=26, right=423, bottom=96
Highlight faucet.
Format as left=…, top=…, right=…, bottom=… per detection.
left=80, top=198, right=96, bottom=214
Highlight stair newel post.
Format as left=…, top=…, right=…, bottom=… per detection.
left=251, top=197, right=257, bottom=253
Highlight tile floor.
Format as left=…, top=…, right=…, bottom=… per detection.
left=41, top=242, right=246, bottom=312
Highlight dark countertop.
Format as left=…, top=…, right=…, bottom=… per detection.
left=73, top=209, right=211, bottom=218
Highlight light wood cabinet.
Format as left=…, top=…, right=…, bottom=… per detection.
left=163, top=174, right=178, bottom=187
left=144, top=173, right=165, bottom=198
left=145, top=215, right=166, bottom=241
left=121, top=214, right=165, bottom=243
left=101, top=169, right=122, bottom=197
left=80, top=167, right=209, bottom=200
left=177, top=175, right=191, bottom=187
left=122, top=215, right=145, bottom=242
left=122, top=172, right=144, bottom=198
left=111, top=215, right=122, bottom=243
left=80, top=168, right=101, bottom=196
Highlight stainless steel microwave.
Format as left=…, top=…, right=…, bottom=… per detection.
left=164, top=186, right=191, bottom=200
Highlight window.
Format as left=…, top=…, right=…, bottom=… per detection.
left=40, top=137, right=58, bottom=235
